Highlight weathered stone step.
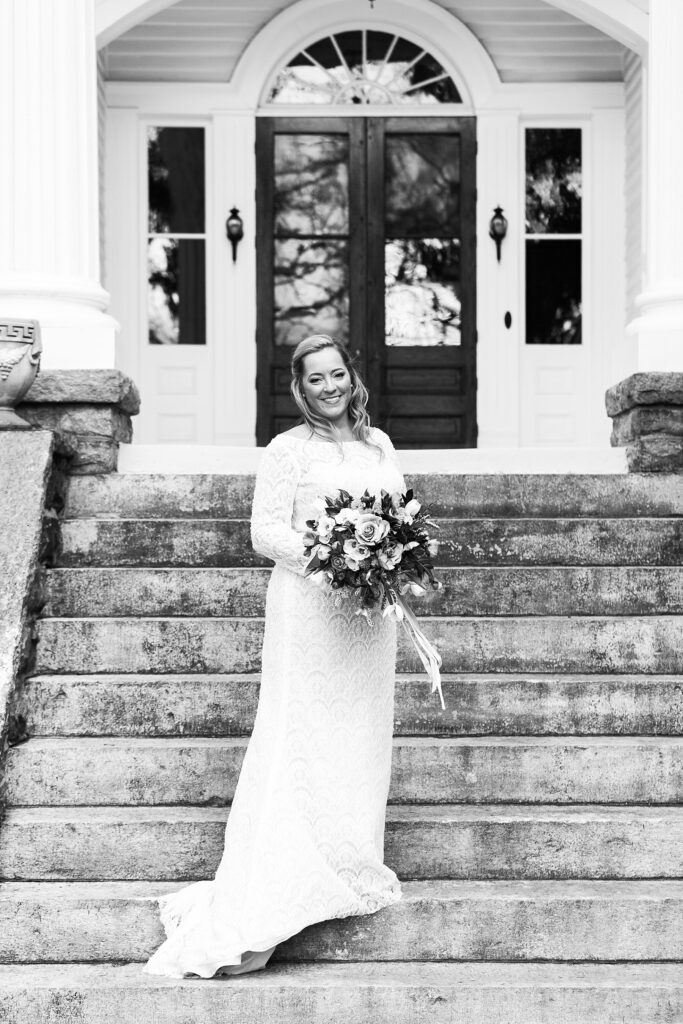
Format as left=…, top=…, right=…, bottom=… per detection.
left=5, top=737, right=683, bottom=807
left=56, top=517, right=683, bottom=567
left=3, top=963, right=682, bottom=1024
left=16, top=672, right=683, bottom=738
left=33, top=616, right=683, bottom=675
left=3, top=962, right=681, bottom=1024
left=64, top=472, right=683, bottom=519
left=1, top=880, right=681, bottom=963
left=3, top=805, right=682, bottom=883
left=43, top=565, right=683, bottom=618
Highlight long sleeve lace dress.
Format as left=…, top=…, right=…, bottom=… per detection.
left=142, top=427, right=406, bottom=978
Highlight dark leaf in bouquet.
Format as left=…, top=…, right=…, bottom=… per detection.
left=305, top=553, right=323, bottom=573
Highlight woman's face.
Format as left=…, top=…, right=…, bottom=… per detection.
left=300, top=346, right=353, bottom=425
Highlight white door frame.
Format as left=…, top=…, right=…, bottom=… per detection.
left=105, top=0, right=626, bottom=446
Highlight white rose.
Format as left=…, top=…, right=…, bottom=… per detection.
left=404, top=498, right=421, bottom=518
left=354, top=513, right=390, bottom=547
left=343, top=536, right=370, bottom=570
left=336, top=507, right=361, bottom=527
left=377, top=540, right=404, bottom=570
left=317, top=515, right=336, bottom=541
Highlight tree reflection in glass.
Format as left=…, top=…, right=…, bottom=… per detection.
left=526, top=128, right=582, bottom=234
left=274, top=133, right=350, bottom=345
left=385, top=239, right=461, bottom=346
left=384, top=134, right=461, bottom=346
left=274, top=135, right=349, bottom=235
left=386, top=135, right=460, bottom=236
left=274, top=239, right=349, bottom=346
left=148, top=238, right=206, bottom=345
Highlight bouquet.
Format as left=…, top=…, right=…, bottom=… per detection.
left=303, top=488, right=445, bottom=709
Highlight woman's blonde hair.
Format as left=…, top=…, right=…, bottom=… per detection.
left=290, top=334, right=382, bottom=454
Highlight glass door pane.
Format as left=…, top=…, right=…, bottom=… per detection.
left=273, top=133, right=350, bottom=347
left=368, top=117, right=476, bottom=448
left=384, top=134, right=462, bottom=347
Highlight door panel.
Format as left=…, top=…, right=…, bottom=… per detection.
left=256, top=117, right=476, bottom=447
left=367, top=117, right=477, bottom=448
left=256, top=118, right=364, bottom=443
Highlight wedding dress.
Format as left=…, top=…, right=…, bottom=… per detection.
left=143, top=427, right=406, bottom=978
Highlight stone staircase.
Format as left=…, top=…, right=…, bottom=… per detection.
left=1, top=470, right=683, bottom=1022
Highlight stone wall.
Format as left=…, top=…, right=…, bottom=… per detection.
left=0, top=432, right=54, bottom=759
left=606, top=371, right=683, bottom=472
left=16, top=370, right=140, bottom=475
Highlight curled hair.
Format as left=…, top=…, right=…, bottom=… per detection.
left=290, top=334, right=382, bottom=456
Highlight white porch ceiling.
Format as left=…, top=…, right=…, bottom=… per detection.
left=103, top=0, right=630, bottom=84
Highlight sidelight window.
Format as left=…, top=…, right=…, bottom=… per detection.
left=524, top=127, right=583, bottom=345
left=147, top=126, right=207, bottom=345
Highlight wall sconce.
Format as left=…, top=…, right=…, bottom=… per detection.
left=225, top=207, right=244, bottom=263
left=489, top=206, right=508, bottom=263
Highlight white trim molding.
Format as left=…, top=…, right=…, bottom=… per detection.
left=233, top=0, right=499, bottom=110
left=549, top=1, right=647, bottom=54
left=96, top=0, right=649, bottom=54
left=96, top=0, right=173, bottom=48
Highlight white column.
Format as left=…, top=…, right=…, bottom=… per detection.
left=628, top=0, right=683, bottom=371
left=0, top=0, right=117, bottom=368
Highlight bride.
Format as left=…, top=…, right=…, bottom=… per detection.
left=143, top=333, right=406, bottom=978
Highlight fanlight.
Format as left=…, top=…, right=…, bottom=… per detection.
left=267, top=30, right=461, bottom=106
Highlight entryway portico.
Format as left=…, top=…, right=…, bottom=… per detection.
left=0, top=0, right=679, bottom=458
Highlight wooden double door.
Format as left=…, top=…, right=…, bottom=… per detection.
left=256, top=116, right=476, bottom=447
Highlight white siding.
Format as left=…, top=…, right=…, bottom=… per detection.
left=105, top=0, right=627, bottom=84
left=624, top=49, right=644, bottom=320
left=98, top=49, right=108, bottom=284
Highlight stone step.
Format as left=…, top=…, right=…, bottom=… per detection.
left=1, top=880, right=681, bottom=963
left=15, top=672, right=683, bottom=738
left=4, top=962, right=683, bottom=1024
left=5, top=737, right=683, bottom=807
left=2, top=962, right=682, bottom=1024
left=56, top=517, right=683, bottom=567
left=3, top=805, right=682, bottom=883
left=64, top=472, right=683, bottom=519
left=33, top=616, right=683, bottom=675
left=43, top=565, right=683, bottom=618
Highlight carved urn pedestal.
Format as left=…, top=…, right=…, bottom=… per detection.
left=0, top=320, right=42, bottom=429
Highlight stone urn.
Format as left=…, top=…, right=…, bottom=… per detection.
left=0, top=319, right=42, bottom=429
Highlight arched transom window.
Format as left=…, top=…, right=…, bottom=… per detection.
left=267, top=31, right=461, bottom=106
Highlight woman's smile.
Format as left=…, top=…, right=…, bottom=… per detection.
left=301, top=347, right=353, bottom=425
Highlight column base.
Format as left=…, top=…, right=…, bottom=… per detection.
left=628, top=290, right=683, bottom=372
left=0, top=281, right=119, bottom=369
left=605, top=372, right=683, bottom=472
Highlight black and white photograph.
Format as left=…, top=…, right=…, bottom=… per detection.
left=1, top=0, right=682, bottom=1021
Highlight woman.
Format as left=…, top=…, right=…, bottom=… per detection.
left=143, top=334, right=406, bottom=978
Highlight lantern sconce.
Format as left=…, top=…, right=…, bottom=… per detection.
left=225, top=207, right=244, bottom=263
left=489, top=206, right=508, bottom=263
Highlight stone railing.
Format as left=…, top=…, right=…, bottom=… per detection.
left=606, top=371, right=683, bottom=473
left=16, top=369, right=140, bottom=474
left=0, top=368, right=140, bottom=770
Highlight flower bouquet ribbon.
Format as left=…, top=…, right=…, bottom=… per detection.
left=303, top=487, right=446, bottom=710
left=389, top=590, right=445, bottom=711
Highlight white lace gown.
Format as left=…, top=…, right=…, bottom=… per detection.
left=143, top=427, right=406, bottom=978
